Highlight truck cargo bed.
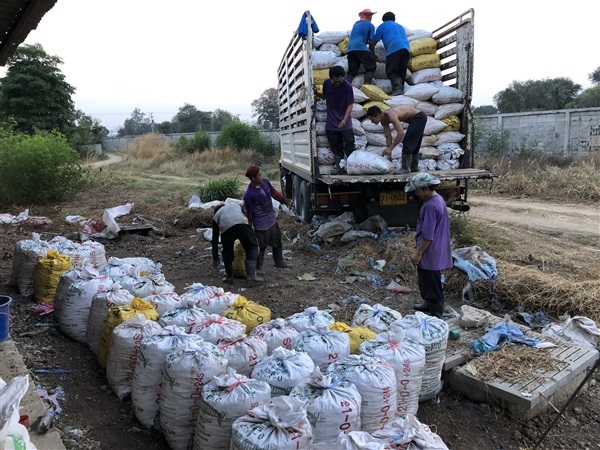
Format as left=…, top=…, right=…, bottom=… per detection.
left=318, top=168, right=496, bottom=185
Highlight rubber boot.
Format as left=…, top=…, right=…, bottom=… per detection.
left=256, top=251, right=265, bottom=275
left=410, top=153, right=420, bottom=172
left=345, top=74, right=355, bottom=83
left=273, top=247, right=292, bottom=268
left=363, top=71, right=374, bottom=85
left=223, top=262, right=234, bottom=284
left=245, top=260, right=263, bottom=282
left=391, top=77, right=404, bottom=96
left=413, top=301, right=430, bottom=313
left=429, top=299, right=445, bottom=319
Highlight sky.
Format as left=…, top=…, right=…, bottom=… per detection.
left=3, top=0, right=597, bottom=134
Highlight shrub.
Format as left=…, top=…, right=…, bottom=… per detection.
left=215, top=122, right=276, bottom=156
left=197, top=177, right=240, bottom=202
left=191, top=131, right=211, bottom=151
left=0, top=131, right=87, bottom=204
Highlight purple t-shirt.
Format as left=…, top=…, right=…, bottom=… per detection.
left=323, top=78, right=354, bottom=131
left=415, top=193, right=452, bottom=270
left=243, top=178, right=277, bottom=231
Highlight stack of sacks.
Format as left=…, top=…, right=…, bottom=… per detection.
left=312, top=24, right=467, bottom=174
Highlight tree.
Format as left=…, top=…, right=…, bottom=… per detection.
left=171, top=103, right=212, bottom=133
left=251, top=88, right=279, bottom=129
left=589, top=67, right=600, bottom=86
left=117, top=108, right=153, bottom=136
left=0, top=43, right=75, bottom=135
left=473, top=105, right=498, bottom=115
left=68, top=110, right=109, bottom=156
left=494, top=78, right=581, bottom=113
left=567, top=86, right=600, bottom=108
left=210, top=109, right=236, bottom=131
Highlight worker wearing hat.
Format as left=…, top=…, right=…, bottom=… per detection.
left=405, top=173, right=452, bottom=319
left=346, top=9, right=378, bottom=86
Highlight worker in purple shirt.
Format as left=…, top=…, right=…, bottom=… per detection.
left=405, top=173, right=452, bottom=319
left=243, top=165, right=293, bottom=275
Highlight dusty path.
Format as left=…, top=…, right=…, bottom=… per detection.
left=88, top=152, right=125, bottom=168
left=468, top=194, right=599, bottom=238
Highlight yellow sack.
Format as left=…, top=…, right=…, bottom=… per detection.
left=362, top=101, right=390, bottom=112
left=408, top=53, right=441, bottom=72
left=233, top=239, right=247, bottom=278
left=360, top=84, right=391, bottom=102
left=312, top=68, right=329, bottom=86
left=330, top=322, right=376, bottom=354
left=224, top=296, right=271, bottom=334
left=410, top=38, right=438, bottom=57
left=441, top=115, right=461, bottom=132
left=34, top=249, right=72, bottom=304
left=97, top=298, right=158, bottom=369
left=338, top=36, right=349, bottom=55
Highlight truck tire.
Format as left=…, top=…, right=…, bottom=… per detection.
left=297, top=179, right=313, bottom=224
left=292, top=175, right=302, bottom=212
left=280, top=168, right=292, bottom=198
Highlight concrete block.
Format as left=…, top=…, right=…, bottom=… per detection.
left=460, top=304, right=492, bottom=328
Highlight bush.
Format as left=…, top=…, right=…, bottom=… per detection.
left=0, top=131, right=86, bottom=204
left=215, top=122, right=276, bottom=156
left=197, top=177, right=240, bottom=202
left=175, top=131, right=212, bottom=154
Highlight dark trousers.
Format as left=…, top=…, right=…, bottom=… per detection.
left=326, top=129, right=355, bottom=167
left=417, top=267, right=444, bottom=302
left=255, top=222, right=284, bottom=268
left=221, top=224, right=258, bottom=264
left=385, top=49, right=410, bottom=84
left=402, top=111, right=427, bottom=155
left=347, top=51, right=377, bottom=76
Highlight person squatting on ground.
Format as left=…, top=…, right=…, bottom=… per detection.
left=211, top=202, right=262, bottom=284
left=313, top=65, right=355, bottom=175
left=366, top=105, right=427, bottom=173
left=370, top=11, right=410, bottom=96
left=243, top=165, right=293, bottom=274
left=405, top=173, right=453, bottom=319
left=346, top=8, right=377, bottom=86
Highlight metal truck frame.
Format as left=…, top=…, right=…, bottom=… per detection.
left=278, top=9, right=495, bottom=227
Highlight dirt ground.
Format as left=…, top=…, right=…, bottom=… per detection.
left=1, top=184, right=599, bottom=450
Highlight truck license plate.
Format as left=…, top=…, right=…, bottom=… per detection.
left=380, top=192, right=407, bottom=205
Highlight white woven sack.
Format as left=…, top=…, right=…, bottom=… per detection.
left=316, top=99, right=327, bottom=111
left=351, top=103, right=367, bottom=119
left=436, top=159, right=460, bottom=170
left=316, top=30, right=348, bottom=44
left=290, top=367, right=362, bottom=445
left=250, top=318, right=300, bottom=354
left=359, top=330, right=425, bottom=417
left=57, top=239, right=107, bottom=270
left=54, top=265, right=92, bottom=319
left=8, top=233, right=47, bottom=287
left=374, top=78, right=392, bottom=95
left=353, top=87, right=369, bottom=103
left=336, top=55, right=349, bottom=72
left=179, top=283, right=224, bottom=304
left=198, top=292, right=237, bottom=315
left=372, top=41, right=386, bottom=63
left=106, top=314, right=163, bottom=401
left=435, top=131, right=465, bottom=146
left=320, top=42, right=342, bottom=56
left=352, top=303, right=402, bottom=333
left=217, top=335, right=267, bottom=376
left=15, top=235, right=53, bottom=296
left=337, top=430, right=388, bottom=449
left=438, top=142, right=464, bottom=159
left=87, top=284, right=134, bottom=353
left=350, top=74, right=365, bottom=88
left=110, top=274, right=139, bottom=293
left=312, top=50, right=339, bottom=69
left=231, top=396, right=313, bottom=450
left=416, top=101, right=438, bottom=117
left=408, top=30, right=433, bottom=41
left=360, top=117, right=384, bottom=133
left=104, top=256, right=162, bottom=276
left=421, top=134, right=438, bottom=147
left=431, top=85, right=465, bottom=105
left=424, top=116, right=448, bottom=135
left=318, top=165, right=336, bottom=175
left=365, top=131, right=387, bottom=147
left=328, top=355, right=397, bottom=433
left=373, top=61, right=387, bottom=79
left=410, top=68, right=442, bottom=85
left=385, top=95, right=419, bottom=108
left=316, top=110, right=328, bottom=121
left=355, top=134, right=368, bottom=152
left=316, top=121, right=327, bottom=136
left=313, top=34, right=323, bottom=48
left=346, top=150, right=394, bottom=175
left=371, top=414, right=449, bottom=449
left=160, top=343, right=228, bottom=450
left=292, top=325, right=351, bottom=371
left=418, top=159, right=438, bottom=172
left=131, top=328, right=205, bottom=428
left=59, top=273, right=114, bottom=343
left=392, top=313, right=449, bottom=401
left=365, top=145, right=386, bottom=156
left=190, top=313, right=246, bottom=344
left=434, top=102, right=464, bottom=120
left=132, top=273, right=175, bottom=298
left=391, top=144, right=404, bottom=160
left=252, top=347, right=315, bottom=396
left=317, top=147, right=335, bottom=165
left=317, top=135, right=329, bottom=147
left=404, top=84, right=440, bottom=101
left=285, top=306, right=335, bottom=332
left=194, top=368, right=272, bottom=450
left=352, top=118, right=365, bottom=136
left=158, top=299, right=208, bottom=333
left=143, top=291, right=180, bottom=317
left=420, top=147, right=440, bottom=160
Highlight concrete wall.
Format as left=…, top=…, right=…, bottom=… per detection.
left=102, top=131, right=280, bottom=152
left=475, top=107, right=600, bottom=156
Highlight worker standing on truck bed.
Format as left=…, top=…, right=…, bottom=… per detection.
left=405, top=173, right=452, bottom=319
left=313, top=65, right=355, bottom=175
left=370, top=11, right=410, bottom=96
left=346, top=8, right=377, bottom=86
left=366, top=105, right=426, bottom=173
left=243, top=165, right=293, bottom=274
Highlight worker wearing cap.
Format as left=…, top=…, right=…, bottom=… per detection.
left=346, top=9, right=377, bottom=86
left=405, top=173, right=452, bottom=319
left=243, top=165, right=293, bottom=274
left=370, top=11, right=410, bottom=96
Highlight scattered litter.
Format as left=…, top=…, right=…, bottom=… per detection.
left=36, top=386, right=65, bottom=413
left=308, top=243, right=321, bottom=251
left=521, top=392, right=532, bottom=397
left=369, top=257, right=386, bottom=271
left=471, top=322, right=556, bottom=354
left=35, top=369, right=74, bottom=375
left=35, top=323, right=58, bottom=328
left=517, top=311, right=554, bottom=330
left=542, top=315, right=600, bottom=348
left=188, top=194, right=201, bottom=209
left=30, top=406, right=56, bottom=434
left=297, top=273, right=316, bottom=281
left=0, top=210, right=29, bottom=224
left=465, top=362, right=478, bottom=376
left=341, top=295, right=370, bottom=306
left=80, top=203, right=134, bottom=240
left=19, top=328, right=50, bottom=337
left=1, top=209, right=52, bottom=227
left=386, top=281, right=410, bottom=293
left=65, top=215, right=90, bottom=225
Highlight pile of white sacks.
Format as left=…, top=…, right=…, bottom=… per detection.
left=13, top=233, right=452, bottom=449
left=312, top=26, right=466, bottom=175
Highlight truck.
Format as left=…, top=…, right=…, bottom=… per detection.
left=277, top=9, right=496, bottom=227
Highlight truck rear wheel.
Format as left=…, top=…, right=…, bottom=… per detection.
left=297, top=179, right=313, bottom=224
left=280, top=168, right=292, bottom=198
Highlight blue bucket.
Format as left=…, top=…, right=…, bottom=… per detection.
left=0, top=295, right=13, bottom=343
